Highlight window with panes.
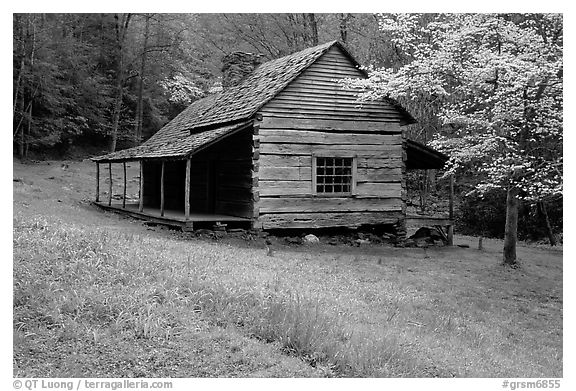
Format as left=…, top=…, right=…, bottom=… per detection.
left=315, top=157, right=354, bottom=195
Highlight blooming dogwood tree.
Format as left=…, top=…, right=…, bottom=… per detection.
left=159, top=73, right=205, bottom=105
left=346, top=14, right=563, bottom=265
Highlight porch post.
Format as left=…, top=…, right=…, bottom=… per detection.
left=160, top=161, right=165, bottom=217
left=447, top=174, right=454, bottom=245
left=95, top=163, right=100, bottom=202
left=108, top=162, right=112, bottom=206
left=139, top=160, right=144, bottom=212
left=185, top=158, right=191, bottom=220
left=122, top=162, right=127, bottom=209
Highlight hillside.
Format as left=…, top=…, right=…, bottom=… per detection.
left=13, top=159, right=563, bottom=377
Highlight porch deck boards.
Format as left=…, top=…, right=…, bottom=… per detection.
left=406, top=214, right=453, bottom=240
left=94, top=202, right=251, bottom=229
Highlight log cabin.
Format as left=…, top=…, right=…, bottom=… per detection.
left=92, top=41, right=451, bottom=241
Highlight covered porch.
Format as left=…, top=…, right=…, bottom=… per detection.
left=405, top=139, right=455, bottom=244
left=91, top=120, right=255, bottom=231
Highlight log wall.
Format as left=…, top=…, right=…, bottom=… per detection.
left=256, top=45, right=407, bottom=229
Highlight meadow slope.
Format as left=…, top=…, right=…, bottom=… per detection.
left=13, top=159, right=563, bottom=377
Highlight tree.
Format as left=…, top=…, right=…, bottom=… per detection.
left=13, top=14, right=116, bottom=157
left=134, top=13, right=151, bottom=145
left=345, top=13, right=563, bottom=265
left=109, top=13, right=132, bottom=152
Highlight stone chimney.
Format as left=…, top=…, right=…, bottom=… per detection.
left=221, top=52, right=264, bottom=88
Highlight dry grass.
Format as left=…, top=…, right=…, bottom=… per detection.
left=13, top=160, right=563, bottom=377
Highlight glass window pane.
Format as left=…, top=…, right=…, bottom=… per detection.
left=315, top=156, right=353, bottom=194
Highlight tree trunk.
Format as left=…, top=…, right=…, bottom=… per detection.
left=13, top=14, right=23, bottom=120
left=26, top=101, right=32, bottom=158
left=109, top=68, right=122, bottom=152
left=338, top=13, right=352, bottom=44
left=503, top=187, right=520, bottom=266
left=306, top=14, right=318, bottom=46
left=16, top=15, right=29, bottom=160
left=108, top=13, right=131, bottom=153
left=538, top=201, right=557, bottom=246
left=135, top=14, right=151, bottom=146
left=14, top=57, right=24, bottom=121
left=26, top=18, right=36, bottom=160
left=19, top=97, right=25, bottom=159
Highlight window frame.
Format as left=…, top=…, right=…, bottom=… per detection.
left=311, top=153, right=357, bottom=197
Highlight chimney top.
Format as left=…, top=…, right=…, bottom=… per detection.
left=221, top=52, right=264, bottom=88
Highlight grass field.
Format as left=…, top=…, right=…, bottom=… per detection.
left=13, top=159, right=563, bottom=377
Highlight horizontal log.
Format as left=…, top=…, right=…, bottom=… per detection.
left=281, top=84, right=361, bottom=97
left=273, top=90, right=394, bottom=106
left=259, top=211, right=403, bottom=229
left=259, top=116, right=402, bottom=133
left=276, top=87, right=376, bottom=101
left=261, top=104, right=401, bottom=118
left=262, top=109, right=400, bottom=126
left=357, top=157, right=403, bottom=169
left=357, top=168, right=403, bottom=182
left=355, top=182, right=402, bottom=198
left=315, top=60, right=359, bottom=71
left=259, top=166, right=312, bottom=181
left=259, top=180, right=312, bottom=196
left=267, top=94, right=393, bottom=108
left=260, top=142, right=403, bottom=156
left=287, top=77, right=363, bottom=89
left=259, top=196, right=403, bottom=213
left=306, top=66, right=362, bottom=77
left=264, top=100, right=399, bottom=116
left=312, top=57, right=361, bottom=69
left=300, top=68, right=363, bottom=79
left=259, top=154, right=312, bottom=168
left=318, top=48, right=355, bottom=60
left=259, top=129, right=402, bottom=145
left=308, top=55, right=360, bottom=69
left=305, top=58, right=361, bottom=71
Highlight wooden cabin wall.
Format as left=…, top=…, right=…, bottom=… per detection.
left=256, top=46, right=407, bottom=229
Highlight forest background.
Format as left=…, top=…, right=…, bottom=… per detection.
left=11, top=13, right=563, bottom=244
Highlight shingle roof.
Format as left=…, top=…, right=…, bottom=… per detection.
left=92, top=121, right=253, bottom=162
left=93, top=41, right=415, bottom=162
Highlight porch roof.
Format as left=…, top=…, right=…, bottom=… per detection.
left=405, top=139, right=449, bottom=170
left=92, top=120, right=253, bottom=163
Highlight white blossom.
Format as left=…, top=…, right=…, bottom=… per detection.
left=342, top=13, right=563, bottom=202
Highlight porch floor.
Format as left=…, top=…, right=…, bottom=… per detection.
left=94, top=202, right=251, bottom=229
left=406, top=214, right=453, bottom=240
